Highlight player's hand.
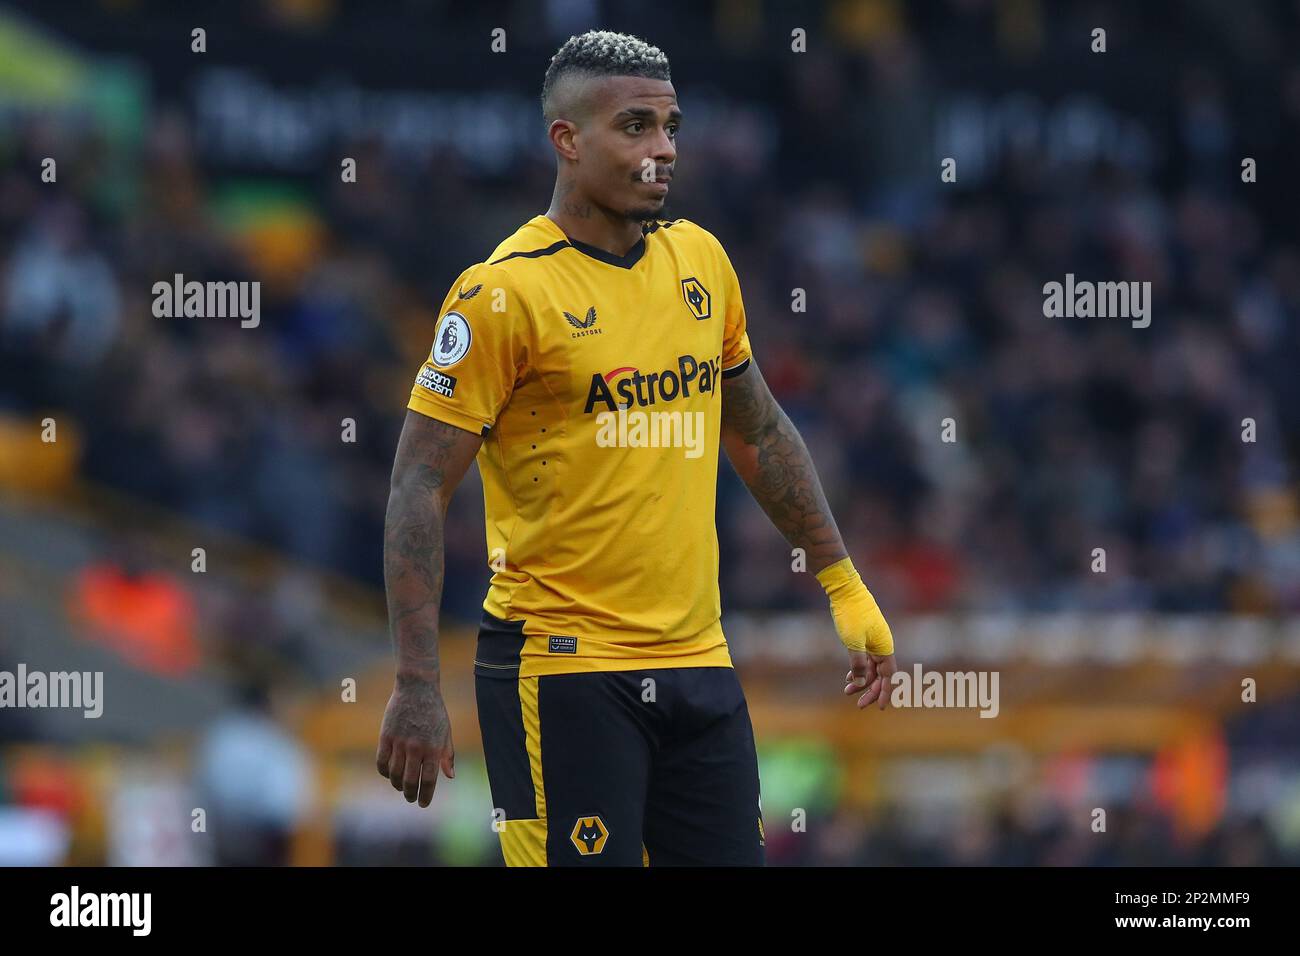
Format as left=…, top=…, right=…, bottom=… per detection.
left=376, top=680, right=455, bottom=808
left=844, top=651, right=898, bottom=710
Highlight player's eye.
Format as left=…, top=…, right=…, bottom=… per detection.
left=627, top=122, right=643, bottom=133
left=667, top=124, right=679, bottom=137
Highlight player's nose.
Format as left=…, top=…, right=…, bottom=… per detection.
left=653, top=129, right=676, bottom=164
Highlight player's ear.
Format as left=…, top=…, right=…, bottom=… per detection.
left=549, top=119, right=579, bottom=162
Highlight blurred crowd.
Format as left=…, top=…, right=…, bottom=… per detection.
left=3, top=1, right=1298, bottom=626
left=9, top=722, right=1296, bottom=865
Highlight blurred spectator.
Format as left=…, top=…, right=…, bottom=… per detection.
left=3, top=200, right=120, bottom=367
left=68, top=541, right=200, bottom=677
left=193, top=680, right=314, bottom=866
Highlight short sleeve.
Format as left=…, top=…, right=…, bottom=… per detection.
left=407, top=263, right=527, bottom=434
left=718, top=244, right=752, bottom=378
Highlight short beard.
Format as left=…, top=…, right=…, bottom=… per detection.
left=624, top=200, right=666, bottom=223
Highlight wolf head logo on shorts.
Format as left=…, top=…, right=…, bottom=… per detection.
left=570, top=815, right=609, bottom=856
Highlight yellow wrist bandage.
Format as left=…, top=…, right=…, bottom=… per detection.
left=815, top=557, right=895, bottom=656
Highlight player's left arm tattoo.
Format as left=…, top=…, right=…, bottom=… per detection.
left=720, top=361, right=848, bottom=573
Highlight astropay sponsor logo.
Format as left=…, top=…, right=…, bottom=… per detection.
left=584, top=354, right=719, bottom=460
left=888, top=665, right=1000, bottom=718
left=50, top=886, right=151, bottom=936
left=0, top=664, right=102, bottom=718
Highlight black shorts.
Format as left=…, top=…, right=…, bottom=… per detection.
left=474, top=611, right=765, bottom=866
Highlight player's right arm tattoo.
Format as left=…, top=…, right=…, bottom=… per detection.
left=383, top=410, right=483, bottom=689
left=719, top=362, right=849, bottom=574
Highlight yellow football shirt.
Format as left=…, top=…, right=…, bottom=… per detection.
left=407, top=214, right=752, bottom=677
